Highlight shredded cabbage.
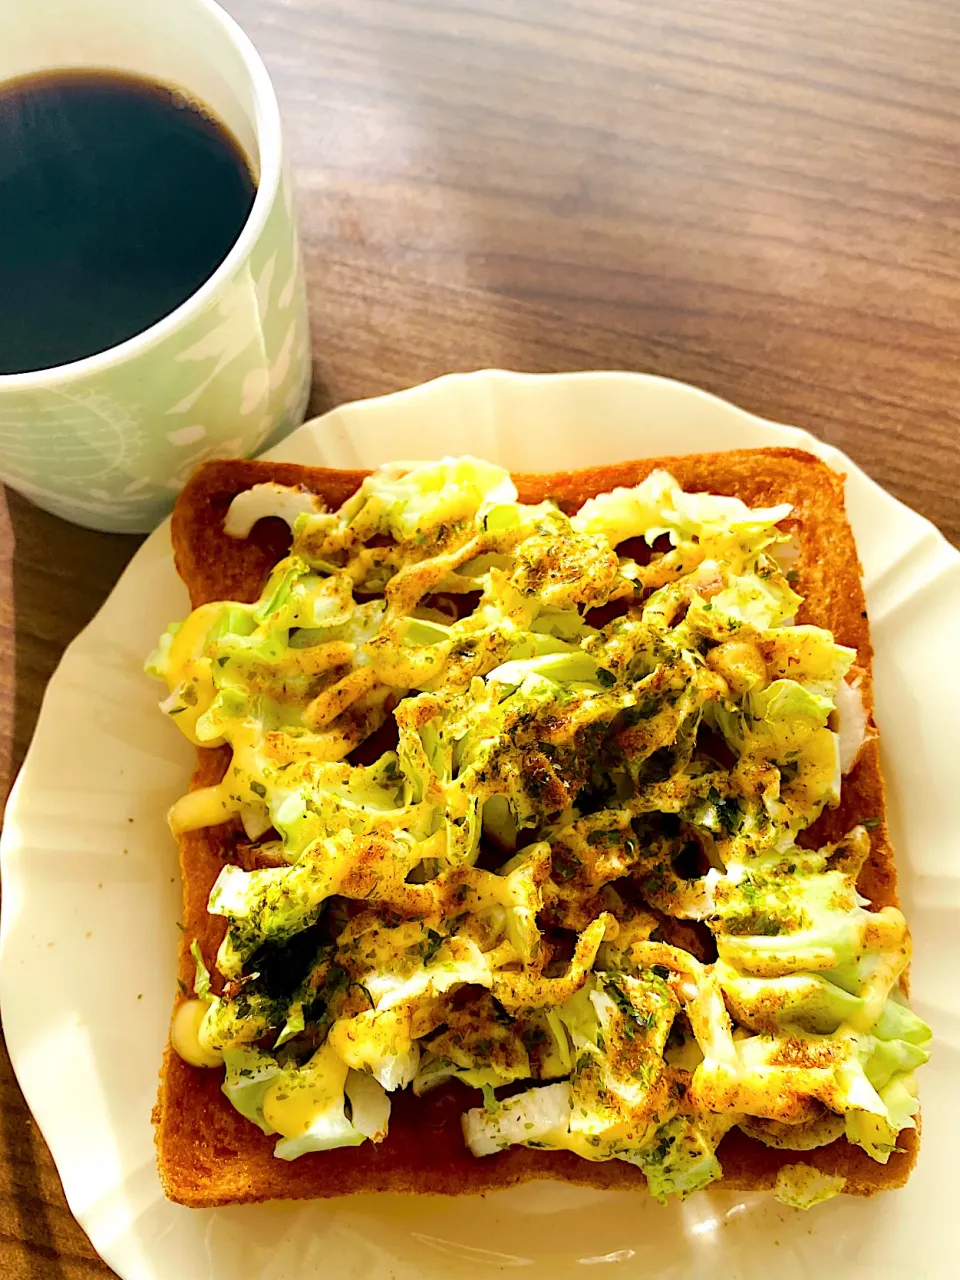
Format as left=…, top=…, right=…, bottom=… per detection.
left=149, top=458, right=927, bottom=1199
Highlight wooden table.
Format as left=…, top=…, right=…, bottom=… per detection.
left=2, top=0, right=959, bottom=1273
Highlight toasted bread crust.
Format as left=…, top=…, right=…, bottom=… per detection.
left=156, top=448, right=915, bottom=1206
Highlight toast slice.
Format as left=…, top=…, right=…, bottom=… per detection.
left=154, top=447, right=917, bottom=1207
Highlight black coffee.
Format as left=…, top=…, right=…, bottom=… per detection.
left=0, top=69, right=256, bottom=375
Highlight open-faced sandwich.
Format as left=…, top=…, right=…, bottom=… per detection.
left=147, top=450, right=930, bottom=1210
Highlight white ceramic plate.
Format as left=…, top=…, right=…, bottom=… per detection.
left=2, top=371, right=958, bottom=1280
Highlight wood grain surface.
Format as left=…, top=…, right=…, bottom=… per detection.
left=1, top=0, right=959, bottom=1274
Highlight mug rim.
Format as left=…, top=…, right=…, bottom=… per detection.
left=0, top=0, right=283, bottom=392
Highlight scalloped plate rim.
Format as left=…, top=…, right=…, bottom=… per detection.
left=2, top=369, right=958, bottom=1280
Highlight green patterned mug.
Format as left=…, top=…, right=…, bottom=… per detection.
left=0, top=0, right=311, bottom=533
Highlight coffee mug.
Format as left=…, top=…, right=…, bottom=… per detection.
left=0, top=0, right=311, bottom=533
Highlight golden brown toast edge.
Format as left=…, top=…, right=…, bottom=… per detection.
left=154, top=447, right=916, bottom=1207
